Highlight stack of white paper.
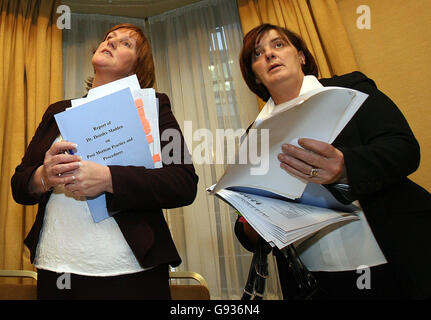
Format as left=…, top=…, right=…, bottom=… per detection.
left=212, top=87, right=368, bottom=200
left=70, top=75, right=162, bottom=168
left=214, top=187, right=359, bottom=249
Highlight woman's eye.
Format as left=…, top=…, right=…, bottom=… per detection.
left=122, top=41, right=131, bottom=48
left=254, top=49, right=262, bottom=57
left=274, top=41, right=284, bottom=48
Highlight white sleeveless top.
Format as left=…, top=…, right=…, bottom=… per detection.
left=34, top=138, right=148, bottom=276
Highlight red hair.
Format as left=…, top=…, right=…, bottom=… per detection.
left=87, top=23, right=155, bottom=89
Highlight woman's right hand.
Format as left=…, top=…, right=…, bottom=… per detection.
left=30, top=140, right=82, bottom=194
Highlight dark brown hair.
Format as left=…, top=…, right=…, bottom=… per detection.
left=239, top=24, right=318, bottom=102
left=86, top=23, right=155, bottom=90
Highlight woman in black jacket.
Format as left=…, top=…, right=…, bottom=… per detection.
left=235, top=23, right=431, bottom=300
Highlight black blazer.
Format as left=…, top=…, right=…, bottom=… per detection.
left=11, top=93, right=198, bottom=269
left=236, top=71, right=431, bottom=298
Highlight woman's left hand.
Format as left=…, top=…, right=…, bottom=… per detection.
left=64, top=161, right=113, bottom=197
left=278, top=138, right=347, bottom=184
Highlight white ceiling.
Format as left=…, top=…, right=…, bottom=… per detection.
left=62, top=0, right=203, bottom=18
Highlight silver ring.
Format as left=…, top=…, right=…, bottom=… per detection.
left=309, top=168, right=319, bottom=178
left=58, top=173, right=62, bottom=177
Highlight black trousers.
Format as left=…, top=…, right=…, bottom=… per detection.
left=273, top=249, right=404, bottom=300
left=37, top=264, right=171, bottom=300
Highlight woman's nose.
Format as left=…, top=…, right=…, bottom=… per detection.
left=107, top=38, right=117, bottom=49
left=264, top=48, right=275, bottom=61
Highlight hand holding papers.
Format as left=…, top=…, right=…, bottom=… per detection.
left=57, top=88, right=154, bottom=168
left=212, top=87, right=369, bottom=199
left=208, top=86, right=387, bottom=270
left=55, top=75, right=161, bottom=222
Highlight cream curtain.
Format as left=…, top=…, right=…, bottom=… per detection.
left=237, top=0, right=358, bottom=108
left=148, top=0, right=281, bottom=299
left=0, top=0, right=63, bottom=274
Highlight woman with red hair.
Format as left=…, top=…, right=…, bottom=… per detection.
left=11, top=24, right=198, bottom=300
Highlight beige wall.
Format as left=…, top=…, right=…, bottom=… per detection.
left=337, top=0, right=431, bottom=191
